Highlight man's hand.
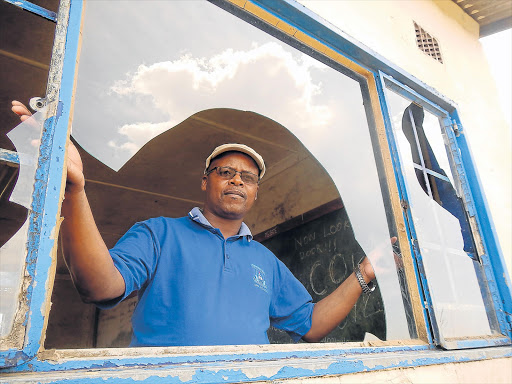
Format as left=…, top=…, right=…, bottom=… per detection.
left=11, top=100, right=85, bottom=195
left=11, top=100, right=124, bottom=303
left=360, top=236, right=398, bottom=281
left=11, top=100, right=32, bottom=122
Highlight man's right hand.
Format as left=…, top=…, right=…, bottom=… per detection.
left=11, top=100, right=32, bottom=122
left=11, top=100, right=85, bottom=195
left=11, top=100, right=125, bottom=303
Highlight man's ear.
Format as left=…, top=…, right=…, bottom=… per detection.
left=201, top=175, right=207, bottom=191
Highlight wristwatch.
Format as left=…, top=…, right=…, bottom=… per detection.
left=355, top=263, right=375, bottom=294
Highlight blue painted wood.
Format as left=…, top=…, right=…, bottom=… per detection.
left=378, top=72, right=511, bottom=346
left=17, top=0, right=83, bottom=363
left=2, top=0, right=57, bottom=22
left=0, top=0, right=81, bottom=369
left=3, top=344, right=431, bottom=373
left=2, top=346, right=511, bottom=382
left=383, top=73, right=511, bottom=338
left=450, top=110, right=512, bottom=339
left=0, top=148, right=20, bottom=166
left=382, top=75, right=450, bottom=117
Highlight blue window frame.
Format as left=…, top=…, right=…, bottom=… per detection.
left=378, top=73, right=511, bottom=349
left=1, top=0, right=511, bottom=381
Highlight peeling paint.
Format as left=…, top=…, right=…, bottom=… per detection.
left=0, top=0, right=73, bottom=369
left=1, top=347, right=511, bottom=383
left=2, top=0, right=511, bottom=381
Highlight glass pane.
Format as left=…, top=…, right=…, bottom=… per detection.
left=385, top=88, right=499, bottom=339
left=48, top=0, right=414, bottom=347
left=400, top=103, right=476, bottom=255
left=0, top=106, right=48, bottom=337
left=420, top=109, right=456, bottom=186
left=401, top=105, right=456, bottom=186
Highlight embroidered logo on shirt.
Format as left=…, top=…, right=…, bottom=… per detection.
left=251, top=264, right=268, bottom=293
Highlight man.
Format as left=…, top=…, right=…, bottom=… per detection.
left=12, top=101, right=376, bottom=346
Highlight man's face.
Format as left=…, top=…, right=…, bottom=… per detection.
left=201, top=152, right=259, bottom=221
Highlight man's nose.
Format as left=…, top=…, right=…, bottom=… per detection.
left=229, top=171, right=244, bottom=185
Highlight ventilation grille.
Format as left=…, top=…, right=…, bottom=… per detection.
left=414, top=22, right=443, bottom=63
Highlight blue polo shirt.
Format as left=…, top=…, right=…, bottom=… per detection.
left=101, top=208, right=314, bottom=346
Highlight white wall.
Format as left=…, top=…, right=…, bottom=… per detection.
left=298, top=0, right=512, bottom=277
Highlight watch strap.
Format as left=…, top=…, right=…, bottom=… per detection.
left=355, top=264, right=375, bottom=294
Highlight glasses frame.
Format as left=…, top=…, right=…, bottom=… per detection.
left=205, top=166, right=260, bottom=185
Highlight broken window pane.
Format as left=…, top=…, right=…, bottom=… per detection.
left=47, top=0, right=414, bottom=347
left=401, top=103, right=475, bottom=255
left=385, top=89, right=499, bottom=339
left=0, top=106, right=47, bottom=337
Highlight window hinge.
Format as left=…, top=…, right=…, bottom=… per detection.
left=400, top=199, right=409, bottom=210
left=451, top=121, right=460, bottom=136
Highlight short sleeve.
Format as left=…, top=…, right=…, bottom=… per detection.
left=269, top=258, right=314, bottom=342
left=95, top=221, right=160, bottom=309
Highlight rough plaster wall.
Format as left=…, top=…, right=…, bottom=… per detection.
left=298, top=0, right=512, bottom=276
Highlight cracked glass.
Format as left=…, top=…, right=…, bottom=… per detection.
left=385, top=88, right=499, bottom=340
left=0, top=106, right=47, bottom=337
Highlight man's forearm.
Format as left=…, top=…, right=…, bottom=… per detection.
left=61, top=190, right=125, bottom=303
left=302, top=271, right=366, bottom=343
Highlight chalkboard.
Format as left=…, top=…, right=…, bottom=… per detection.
left=257, top=200, right=386, bottom=343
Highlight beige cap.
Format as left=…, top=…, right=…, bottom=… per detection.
left=205, top=143, right=266, bottom=179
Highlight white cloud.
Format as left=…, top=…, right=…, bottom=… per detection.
left=107, top=121, right=173, bottom=156
left=106, top=42, right=334, bottom=160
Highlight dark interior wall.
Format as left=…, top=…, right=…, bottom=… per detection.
left=0, top=2, right=59, bottom=247
left=0, top=1, right=59, bottom=147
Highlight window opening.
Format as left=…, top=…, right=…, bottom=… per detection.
left=414, top=22, right=443, bottom=63
left=42, top=0, right=416, bottom=348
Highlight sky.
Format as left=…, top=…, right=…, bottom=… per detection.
left=480, top=29, right=512, bottom=128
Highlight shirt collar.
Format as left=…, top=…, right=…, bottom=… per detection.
left=188, top=207, right=253, bottom=241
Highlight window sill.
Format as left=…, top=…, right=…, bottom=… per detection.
left=2, top=342, right=511, bottom=383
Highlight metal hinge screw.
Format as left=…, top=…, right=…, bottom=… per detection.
left=452, top=122, right=460, bottom=136
left=29, top=97, right=46, bottom=111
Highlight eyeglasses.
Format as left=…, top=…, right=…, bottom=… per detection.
left=205, top=166, right=259, bottom=185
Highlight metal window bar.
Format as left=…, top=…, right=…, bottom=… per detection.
left=2, top=0, right=57, bottom=22
left=407, top=108, right=436, bottom=200
left=0, top=148, right=20, bottom=167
